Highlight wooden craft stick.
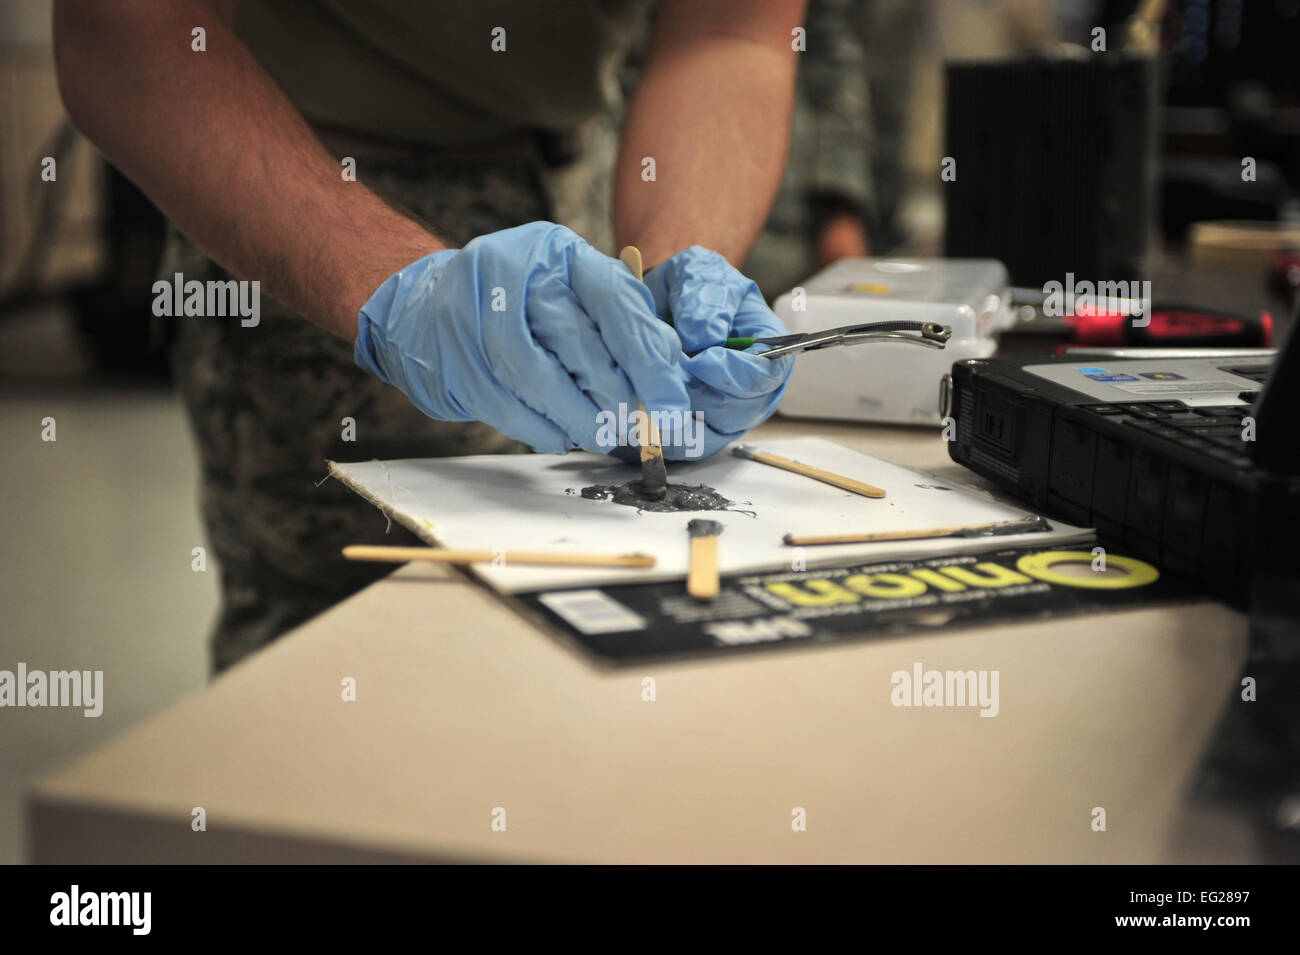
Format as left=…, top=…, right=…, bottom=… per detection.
left=732, top=444, right=886, bottom=499
left=784, top=525, right=975, bottom=547
left=343, top=545, right=655, bottom=568
left=618, top=245, right=668, bottom=499
left=686, top=519, right=722, bottom=601
left=783, top=515, right=1051, bottom=547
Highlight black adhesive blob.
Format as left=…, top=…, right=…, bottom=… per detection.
left=579, top=480, right=743, bottom=514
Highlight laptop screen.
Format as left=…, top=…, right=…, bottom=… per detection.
left=1250, top=309, right=1299, bottom=474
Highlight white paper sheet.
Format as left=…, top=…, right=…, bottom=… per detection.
left=330, top=437, right=1093, bottom=593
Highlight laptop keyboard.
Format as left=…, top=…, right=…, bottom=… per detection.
left=1079, top=401, right=1254, bottom=467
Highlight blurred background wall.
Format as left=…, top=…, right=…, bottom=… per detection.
left=1, top=0, right=102, bottom=300
left=0, top=0, right=216, bottom=866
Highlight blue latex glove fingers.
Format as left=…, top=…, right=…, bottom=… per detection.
left=356, top=229, right=604, bottom=455
left=516, top=231, right=688, bottom=452
left=404, top=234, right=607, bottom=454
left=513, top=279, right=638, bottom=451
left=565, top=241, right=690, bottom=418
left=527, top=237, right=691, bottom=456
left=459, top=231, right=619, bottom=452
left=643, top=246, right=793, bottom=457
left=356, top=250, right=573, bottom=453
left=356, top=222, right=694, bottom=456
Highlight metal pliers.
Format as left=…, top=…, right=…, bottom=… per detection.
left=726, top=320, right=952, bottom=359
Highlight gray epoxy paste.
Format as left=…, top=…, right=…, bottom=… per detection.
left=569, top=480, right=753, bottom=515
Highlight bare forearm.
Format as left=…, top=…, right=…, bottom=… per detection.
left=53, top=0, right=444, bottom=340
left=613, top=0, right=805, bottom=268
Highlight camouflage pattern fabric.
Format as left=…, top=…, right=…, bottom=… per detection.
left=742, top=0, right=929, bottom=297
left=859, top=0, right=926, bottom=255
left=743, top=0, right=878, bottom=300
left=168, top=153, right=550, bottom=672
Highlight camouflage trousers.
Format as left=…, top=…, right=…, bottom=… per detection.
left=168, top=153, right=551, bottom=673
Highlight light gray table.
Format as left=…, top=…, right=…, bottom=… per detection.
left=29, top=419, right=1249, bottom=863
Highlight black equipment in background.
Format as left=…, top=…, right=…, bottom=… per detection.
left=943, top=54, right=1158, bottom=289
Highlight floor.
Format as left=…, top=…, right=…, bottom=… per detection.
left=0, top=302, right=216, bottom=864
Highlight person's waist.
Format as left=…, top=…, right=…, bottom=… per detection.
left=313, top=123, right=578, bottom=168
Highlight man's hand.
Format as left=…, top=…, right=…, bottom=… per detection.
left=815, top=210, right=870, bottom=268
left=355, top=223, right=692, bottom=455
left=644, top=247, right=794, bottom=457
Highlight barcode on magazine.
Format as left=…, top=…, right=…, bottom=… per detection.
left=536, top=589, right=647, bottom=635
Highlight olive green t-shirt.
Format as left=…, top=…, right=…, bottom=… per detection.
left=237, top=0, right=648, bottom=147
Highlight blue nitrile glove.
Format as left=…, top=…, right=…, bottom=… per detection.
left=354, top=222, right=690, bottom=455
left=643, top=246, right=795, bottom=457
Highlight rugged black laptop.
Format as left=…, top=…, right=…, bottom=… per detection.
left=944, top=321, right=1300, bottom=606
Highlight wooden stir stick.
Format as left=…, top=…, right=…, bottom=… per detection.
left=686, top=519, right=722, bottom=600
left=732, top=444, right=886, bottom=499
left=343, top=545, right=655, bottom=568
left=617, top=245, right=669, bottom=500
